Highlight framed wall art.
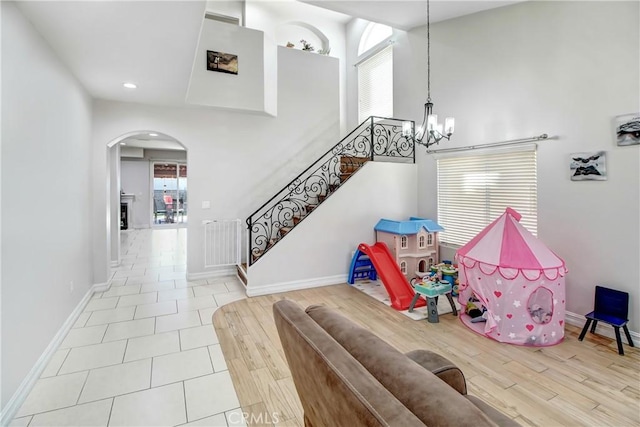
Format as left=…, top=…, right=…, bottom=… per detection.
left=615, top=113, right=640, bottom=146
left=570, top=151, right=607, bottom=181
left=206, top=50, right=238, bottom=75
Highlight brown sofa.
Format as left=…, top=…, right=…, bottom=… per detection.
left=273, top=299, right=519, bottom=427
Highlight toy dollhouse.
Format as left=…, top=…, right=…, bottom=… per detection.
left=374, top=217, right=444, bottom=279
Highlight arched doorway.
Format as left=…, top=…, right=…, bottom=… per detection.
left=106, top=131, right=187, bottom=266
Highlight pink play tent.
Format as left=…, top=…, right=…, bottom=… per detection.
left=455, top=208, right=567, bottom=346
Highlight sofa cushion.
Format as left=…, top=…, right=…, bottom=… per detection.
left=273, top=300, right=426, bottom=427
left=306, top=304, right=501, bottom=427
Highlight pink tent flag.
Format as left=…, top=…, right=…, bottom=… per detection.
left=456, top=208, right=568, bottom=346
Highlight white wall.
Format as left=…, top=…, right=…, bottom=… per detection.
left=1, top=2, right=93, bottom=408
left=120, top=160, right=151, bottom=229
left=247, top=162, right=417, bottom=294
left=389, top=1, right=640, bottom=331
left=92, top=46, right=340, bottom=282
left=187, top=20, right=274, bottom=115
left=246, top=0, right=348, bottom=134
left=205, top=0, right=244, bottom=26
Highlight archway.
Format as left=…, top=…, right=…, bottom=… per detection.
left=276, top=21, right=331, bottom=53
left=106, top=131, right=188, bottom=266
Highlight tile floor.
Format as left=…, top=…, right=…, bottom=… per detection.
left=11, top=228, right=248, bottom=427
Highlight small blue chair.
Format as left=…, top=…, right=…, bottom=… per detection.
left=578, top=286, right=634, bottom=355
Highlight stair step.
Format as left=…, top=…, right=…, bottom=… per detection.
left=293, top=216, right=303, bottom=225
left=341, top=156, right=369, bottom=173
left=236, top=264, right=248, bottom=286
left=318, top=194, right=327, bottom=203
left=280, top=226, right=293, bottom=235
left=306, top=204, right=318, bottom=213
left=252, top=250, right=264, bottom=261
left=341, top=155, right=369, bottom=164
left=340, top=172, right=354, bottom=182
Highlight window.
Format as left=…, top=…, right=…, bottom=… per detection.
left=400, top=261, right=407, bottom=274
left=400, top=235, right=408, bottom=248
left=357, top=45, right=393, bottom=122
left=428, top=257, right=434, bottom=268
left=358, top=23, right=392, bottom=56
left=418, top=260, right=427, bottom=273
left=427, top=233, right=433, bottom=246
left=418, top=235, right=425, bottom=248
left=437, top=147, right=538, bottom=247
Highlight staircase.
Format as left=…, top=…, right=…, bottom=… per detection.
left=244, top=116, right=415, bottom=273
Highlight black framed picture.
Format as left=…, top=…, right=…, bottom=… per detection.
left=206, top=50, right=238, bottom=75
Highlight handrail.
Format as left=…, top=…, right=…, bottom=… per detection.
left=247, top=116, right=415, bottom=265
left=246, top=118, right=369, bottom=224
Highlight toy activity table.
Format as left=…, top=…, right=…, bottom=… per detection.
left=409, top=280, right=458, bottom=323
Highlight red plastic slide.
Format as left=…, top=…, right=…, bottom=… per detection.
left=358, top=242, right=425, bottom=311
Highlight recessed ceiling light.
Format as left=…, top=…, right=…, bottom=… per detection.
left=120, top=142, right=127, bottom=145
left=123, top=82, right=137, bottom=89
left=149, top=133, right=158, bottom=137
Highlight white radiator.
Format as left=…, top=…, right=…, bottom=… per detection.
left=204, top=219, right=242, bottom=268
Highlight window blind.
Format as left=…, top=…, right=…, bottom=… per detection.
left=437, top=148, right=538, bottom=247
left=358, top=45, right=393, bottom=123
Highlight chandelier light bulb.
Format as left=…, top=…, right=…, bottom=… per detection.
left=445, top=117, right=455, bottom=135
left=402, top=122, right=411, bottom=137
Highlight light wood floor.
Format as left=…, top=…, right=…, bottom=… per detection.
left=212, top=284, right=640, bottom=427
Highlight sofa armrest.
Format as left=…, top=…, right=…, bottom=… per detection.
left=466, top=395, right=521, bottom=426
left=405, top=349, right=467, bottom=395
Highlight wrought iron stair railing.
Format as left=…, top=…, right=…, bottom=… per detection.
left=246, top=116, right=415, bottom=265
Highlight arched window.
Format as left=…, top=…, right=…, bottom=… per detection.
left=357, top=23, right=393, bottom=123
left=428, top=257, right=434, bottom=268
left=400, top=235, right=408, bottom=249
left=419, top=235, right=425, bottom=248
left=427, top=233, right=433, bottom=246
left=358, top=23, right=392, bottom=56
left=418, top=260, right=427, bottom=273
left=400, top=261, right=407, bottom=274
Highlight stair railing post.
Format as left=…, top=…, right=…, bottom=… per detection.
left=246, top=217, right=252, bottom=266
left=413, top=121, right=416, bottom=164
left=370, top=116, right=374, bottom=161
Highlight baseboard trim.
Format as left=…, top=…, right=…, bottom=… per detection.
left=187, top=267, right=236, bottom=281
left=565, top=310, right=639, bottom=340
left=0, top=282, right=105, bottom=425
left=93, top=281, right=111, bottom=293
left=246, top=274, right=346, bottom=297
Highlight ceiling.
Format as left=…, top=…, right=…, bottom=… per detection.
left=16, top=1, right=207, bottom=107
left=300, top=1, right=525, bottom=31
left=15, top=0, right=524, bottom=110
left=120, top=133, right=185, bottom=151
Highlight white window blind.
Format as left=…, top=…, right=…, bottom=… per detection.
left=358, top=45, right=393, bottom=123
left=437, top=148, right=538, bottom=247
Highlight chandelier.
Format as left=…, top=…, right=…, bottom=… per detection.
left=412, top=0, right=454, bottom=148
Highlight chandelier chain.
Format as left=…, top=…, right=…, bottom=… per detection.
left=427, top=0, right=431, bottom=103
